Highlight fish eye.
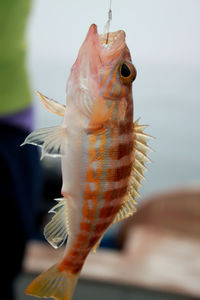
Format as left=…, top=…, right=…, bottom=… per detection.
left=120, top=61, right=137, bottom=85
left=121, top=63, right=131, bottom=77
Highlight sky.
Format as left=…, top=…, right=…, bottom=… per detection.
left=26, top=0, right=200, bottom=197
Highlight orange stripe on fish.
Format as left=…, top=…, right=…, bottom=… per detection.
left=103, top=186, right=128, bottom=201
left=107, top=163, right=132, bottom=181
left=61, top=132, right=107, bottom=274
left=100, top=69, right=110, bottom=88
left=109, top=140, right=134, bottom=160
left=119, top=120, right=133, bottom=134
left=103, top=62, right=120, bottom=99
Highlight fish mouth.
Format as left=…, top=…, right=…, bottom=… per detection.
left=99, top=30, right=126, bottom=54
left=100, top=30, right=125, bottom=48
left=85, top=24, right=126, bottom=57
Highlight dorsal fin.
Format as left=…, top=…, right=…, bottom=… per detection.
left=112, top=120, right=153, bottom=225
left=36, top=91, right=66, bottom=117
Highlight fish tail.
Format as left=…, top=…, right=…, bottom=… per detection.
left=25, top=263, right=79, bottom=300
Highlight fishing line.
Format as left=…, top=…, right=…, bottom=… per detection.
left=104, top=0, right=112, bottom=44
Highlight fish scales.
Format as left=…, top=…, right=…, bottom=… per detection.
left=22, top=24, right=150, bottom=300
left=63, top=113, right=134, bottom=273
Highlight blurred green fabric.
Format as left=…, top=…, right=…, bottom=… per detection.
left=0, top=0, right=32, bottom=115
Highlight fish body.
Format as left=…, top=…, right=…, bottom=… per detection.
left=23, top=24, right=150, bottom=300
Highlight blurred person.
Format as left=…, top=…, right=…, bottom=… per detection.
left=0, top=1, right=41, bottom=299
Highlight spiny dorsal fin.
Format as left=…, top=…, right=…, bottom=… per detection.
left=112, top=120, right=152, bottom=225
left=21, top=126, right=67, bottom=158
left=112, top=194, right=137, bottom=226
left=36, top=91, right=66, bottom=117
left=44, top=198, right=69, bottom=249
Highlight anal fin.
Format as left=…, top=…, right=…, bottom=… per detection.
left=44, top=198, right=69, bottom=249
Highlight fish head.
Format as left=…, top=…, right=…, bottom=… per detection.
left=66, top=24, right=136, bottom=117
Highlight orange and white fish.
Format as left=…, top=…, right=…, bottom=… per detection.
left=23, top=24, right=151, bottom=300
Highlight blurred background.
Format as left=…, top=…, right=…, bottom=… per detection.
left=1, top=0, right=200, bottom=299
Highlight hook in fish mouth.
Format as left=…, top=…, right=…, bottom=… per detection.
left=85, top=24, right=126, bottom=53
left=99, top=30, right=126, bottom=50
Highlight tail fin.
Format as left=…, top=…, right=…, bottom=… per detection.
left=25, top=263, right=79, bottom=300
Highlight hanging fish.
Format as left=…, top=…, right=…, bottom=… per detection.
left=23, top=23, right=151, bottom=300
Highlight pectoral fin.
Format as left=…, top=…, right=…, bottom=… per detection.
left=21, top=126, right=67, bottom=158
left=36, top=91, right=66, bottom=117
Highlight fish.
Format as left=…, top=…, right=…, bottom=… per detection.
left=22, top=23, right=151, bottom=300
